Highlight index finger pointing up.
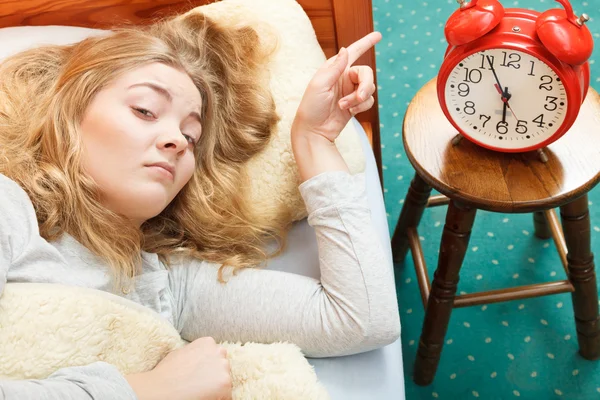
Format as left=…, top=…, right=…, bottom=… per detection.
left=346, top=32, right=383, bottom=66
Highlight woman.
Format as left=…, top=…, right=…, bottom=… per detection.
left=0, top=11, right=398, bottom=400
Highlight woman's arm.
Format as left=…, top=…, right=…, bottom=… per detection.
left=171, top=31, right=397, bottom=358
left=0, top=174, right=141, bottom=400
left=0, top=174, right=29, bottom=295
left=0, top=363, right=139, bottom=400
left=171, top=169, right=400, bottom=358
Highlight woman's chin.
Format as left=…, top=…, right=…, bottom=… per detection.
left=126, top=187, right=173, bottom=218
left=101, top=180, right=177, bottom=224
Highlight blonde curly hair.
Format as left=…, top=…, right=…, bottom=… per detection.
left=0, top=12, right=287, bottom=290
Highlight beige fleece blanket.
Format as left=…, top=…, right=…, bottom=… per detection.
left=0, top=283, right=329, bottom=400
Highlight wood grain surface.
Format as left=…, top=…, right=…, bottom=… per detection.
left=403, top=78, right=600, bottom=213
left=0, top=0, right=338, bottom=56
left=331, top=0, right=381, bottom=169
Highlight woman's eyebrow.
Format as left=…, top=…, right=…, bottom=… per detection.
left=128, top=82, right=202, bottom=123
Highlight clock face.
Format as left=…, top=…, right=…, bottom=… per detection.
left=444, top=48, right=568, bottom=150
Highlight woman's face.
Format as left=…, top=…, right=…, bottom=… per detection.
left=80, top=62, right=203, bottom=226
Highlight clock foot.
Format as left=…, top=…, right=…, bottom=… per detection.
left=451, top=134, right=463, bottom=146
left=537, top=148, right=549, bottom=163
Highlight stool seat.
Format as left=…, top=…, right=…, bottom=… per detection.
left=403, top=79, right=600, bottom=213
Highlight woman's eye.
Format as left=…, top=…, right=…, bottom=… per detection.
left=132, top=107, right=156, bottom=119
left=182, top=134, right=197, bottom=146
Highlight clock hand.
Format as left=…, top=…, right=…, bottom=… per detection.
left=487, top=57, right=520, bottom=124
left=500, top=95, right=520, bottom=121
left=487, top=56, right=508, bottom=98
left=498, top=85, right=519, bottom=120
left=506, top=101, right=519, bottom=120
left=494, top=83, right=503, bottom=96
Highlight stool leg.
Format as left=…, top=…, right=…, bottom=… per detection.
left=560, top=195, right=600, bottom=360
left=414, top=201, right=477, bottom=385
left=533, top=211, right=552, bottom=239
left=391, top=174, right=432, bottom=263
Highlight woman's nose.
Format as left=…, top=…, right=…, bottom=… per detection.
left=158, top=128, right=188, bottom=153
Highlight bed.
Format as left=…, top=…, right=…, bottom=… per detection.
left=0, top=1, right=404, bottom=399
left=0, top=0, right=383, bottom=185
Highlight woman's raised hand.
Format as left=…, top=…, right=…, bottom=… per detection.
left=291, top=32, right=382, bottom=143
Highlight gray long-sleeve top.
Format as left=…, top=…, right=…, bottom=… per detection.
left=0, top=170, right=400, bottom=399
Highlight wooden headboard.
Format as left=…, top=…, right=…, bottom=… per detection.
left=0, top=0, right=383, bottom=183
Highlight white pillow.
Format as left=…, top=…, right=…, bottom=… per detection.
left=0, top=26, right=107, bottom=59
left=0, top=0, right=366, bottom=224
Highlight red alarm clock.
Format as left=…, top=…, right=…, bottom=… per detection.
left=437, top=0, right=594, bottom=153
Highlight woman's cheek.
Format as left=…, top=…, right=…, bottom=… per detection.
left=180, top=154, right=196, bottom=185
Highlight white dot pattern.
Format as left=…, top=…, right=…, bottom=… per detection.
left=377, top=0, right=600, bottom=398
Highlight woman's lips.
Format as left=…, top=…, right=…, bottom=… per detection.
left=146, top=164, right=175, bottom=180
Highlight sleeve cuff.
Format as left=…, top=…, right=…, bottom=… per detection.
left=298, top=171, right=368, bottom=215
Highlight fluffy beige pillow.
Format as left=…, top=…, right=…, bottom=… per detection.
left=0, top=283, right=330, bottom=400
left=183, top=0, right=366, bottom=223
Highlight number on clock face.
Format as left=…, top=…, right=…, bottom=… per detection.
left=444, top=49, right=568, bottom=150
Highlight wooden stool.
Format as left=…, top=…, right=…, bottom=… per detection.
left=391, top=79, right=600, bottom=386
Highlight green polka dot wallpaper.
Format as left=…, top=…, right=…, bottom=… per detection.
left=373, top=0, right=600, bottom=399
